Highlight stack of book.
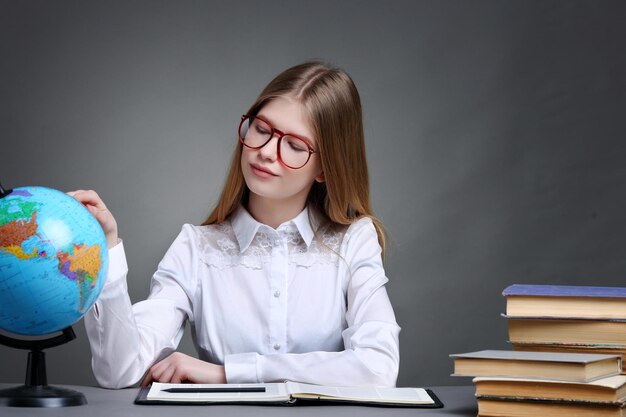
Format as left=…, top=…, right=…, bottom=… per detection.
left=503, top=284, right=626, bottom=372
left=451, top=349, right=626, bottom=416
left=450, top=284, right=626, bottom=416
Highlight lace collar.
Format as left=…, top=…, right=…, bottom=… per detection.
left=230, top=205, right=317, bottom=253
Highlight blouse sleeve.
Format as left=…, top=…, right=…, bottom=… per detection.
left=224, top=218, right=401, bottom=387
left=83, top=225, right=198, bottom=389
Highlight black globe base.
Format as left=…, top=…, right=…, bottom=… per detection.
left=0, top=327, right=87, bottom=407
left=0, top=385, right=86, bottom=407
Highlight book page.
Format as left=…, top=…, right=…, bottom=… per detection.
left=147, top=382, right=289, bottom=402
left=286, top=382, right=434, bottom=404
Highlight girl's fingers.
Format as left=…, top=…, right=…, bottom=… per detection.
left=67, top=190, right=108, bottom=209
left=170, top=370, right=184, bottom=384
left=142, top=369, right=160, bottom=386
left=142, top=356, right=174, bottom=385
left=157, top=363, right=176, bottom=384
left=141, top=373, right=153, bottom=387
left=141, top=362, right=163, bottom=386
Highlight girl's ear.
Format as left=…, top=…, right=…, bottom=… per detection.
left=315, top=171, right=325, bottom=183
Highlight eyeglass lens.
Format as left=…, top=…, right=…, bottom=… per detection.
left=239, top=117, right=312, bottom=169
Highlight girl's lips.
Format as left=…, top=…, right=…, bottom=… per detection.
left=250, top=164, right=278, bottom=178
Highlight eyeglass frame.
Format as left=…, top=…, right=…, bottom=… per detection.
left=238, top=114, right=317, bottom=169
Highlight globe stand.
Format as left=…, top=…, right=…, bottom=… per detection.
left=0, top=327, right=87, bottom=407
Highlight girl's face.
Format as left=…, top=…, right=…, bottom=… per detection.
left=241, top=96, right=323, bottom=208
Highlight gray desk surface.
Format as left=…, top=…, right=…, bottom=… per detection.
left=0, top=383, right=477, bottom=416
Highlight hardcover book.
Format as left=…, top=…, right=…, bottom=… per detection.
left=473, top=375, right=626, bottom=402
left=507, top=316, right=626, bottom=345
left=512, top=342, right=626, bottom=372
left=503, top=284, right=626, bottom=319
left=450, top=350, right=621, bottom=382
left=477, top=396, right=626, bottom=417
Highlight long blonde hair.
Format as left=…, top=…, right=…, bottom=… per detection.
left=202, top=61, right=386, bottom=253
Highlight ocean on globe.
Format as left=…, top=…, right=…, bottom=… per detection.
left=0, top=186, right=108, bottom=336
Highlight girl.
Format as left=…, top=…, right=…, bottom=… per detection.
left=70, top=61, right=400, bottom=389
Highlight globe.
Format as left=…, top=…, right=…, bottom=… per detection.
left=0, top=186, right=108, bottom=336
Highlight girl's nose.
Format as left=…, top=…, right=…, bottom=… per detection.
left=258, top=135, right=279, bottom=161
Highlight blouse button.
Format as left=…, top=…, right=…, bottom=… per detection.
left=273, top=290, right=281, bottom=298
left=274, top=343, right=281, bottom=351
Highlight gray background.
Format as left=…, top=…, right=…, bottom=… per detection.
left=1, top=0, right=625, bottom=388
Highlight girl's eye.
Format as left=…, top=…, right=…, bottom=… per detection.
left=287, top=139, right=307, bottom=152
left=255, top=125, right=270, bottom=135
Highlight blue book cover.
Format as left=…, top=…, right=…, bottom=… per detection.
left=503, top=284, right=626, bottom=298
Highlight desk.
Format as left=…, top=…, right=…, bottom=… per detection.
left=0, top=384, right=477, bottom=416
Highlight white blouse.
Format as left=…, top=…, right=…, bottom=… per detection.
left=84, top=206, right=400, bottom=389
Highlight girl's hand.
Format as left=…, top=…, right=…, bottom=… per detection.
left=141, top=352, right=227, bottom=386
left=67, top=189, right=119, bottom=249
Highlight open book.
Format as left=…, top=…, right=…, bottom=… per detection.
left=135, top=382, right=443, bottom=408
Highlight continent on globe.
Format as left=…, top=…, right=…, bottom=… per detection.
left=57, top=243, right=103, bottom=313
left=0, top=196, right=42, bottom=260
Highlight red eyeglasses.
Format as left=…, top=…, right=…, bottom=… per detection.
left=238, top=115, right=316, bottom=169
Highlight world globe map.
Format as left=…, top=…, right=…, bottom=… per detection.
left=0, top=186, right=108, bottom=336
